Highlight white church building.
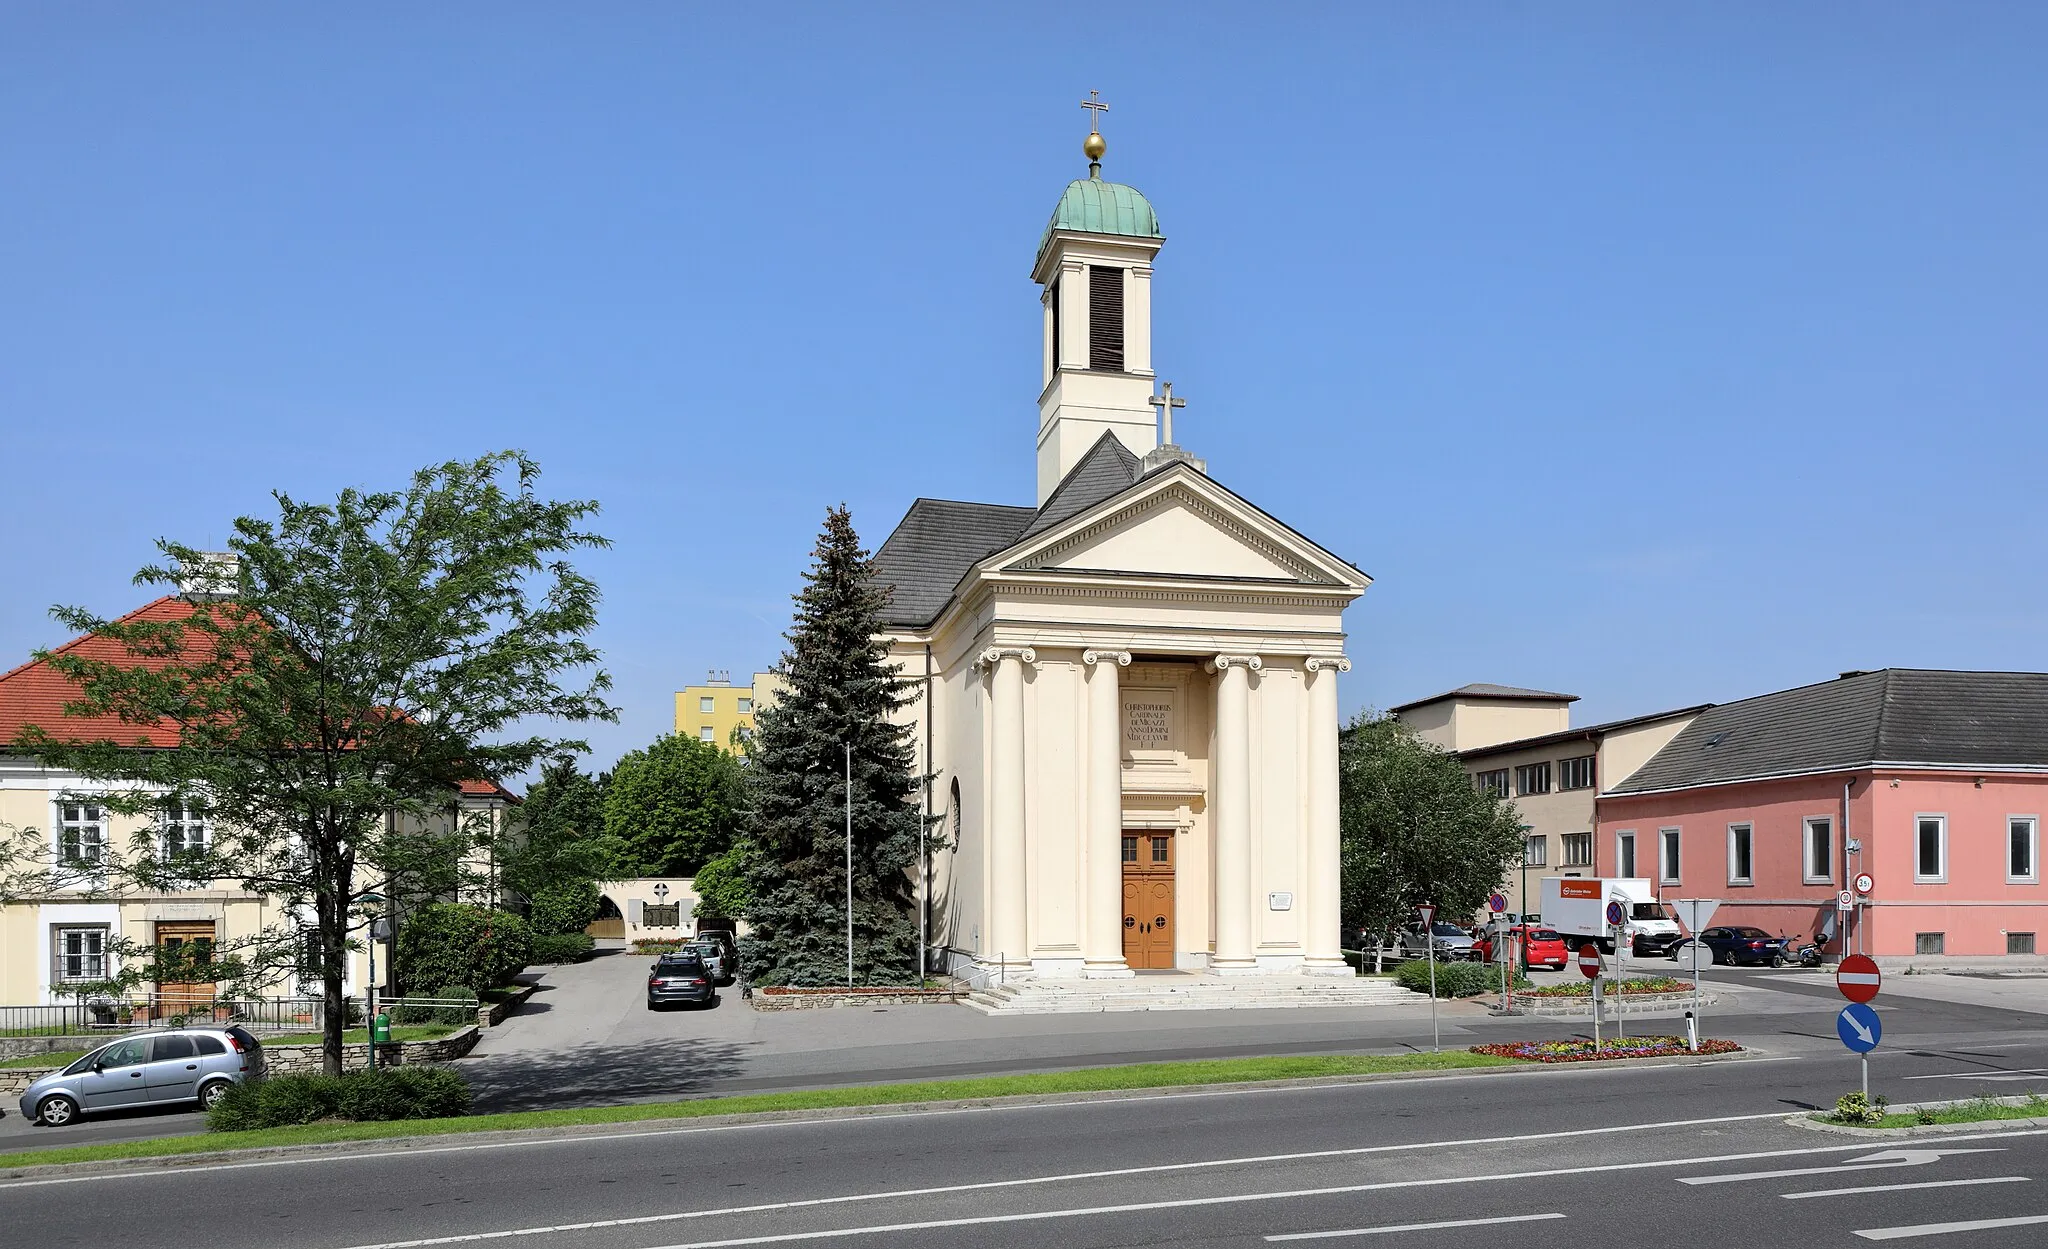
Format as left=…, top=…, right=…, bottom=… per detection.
left=872, top=126, right=1371, bottom=986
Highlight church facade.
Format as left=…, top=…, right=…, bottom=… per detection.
left=871, top=139, right=1369, bottom=981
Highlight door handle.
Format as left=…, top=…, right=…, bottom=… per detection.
left=130, top=1071, right=142, bottom=1078
left=185, top=1064, right=198, bottom=1070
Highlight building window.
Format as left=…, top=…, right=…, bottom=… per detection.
left=1727, top=824, right=1754, bottom=885
left=1088, top=265, right=1124, bottom=371
left=1561, top=832, right=1593, bottom=867
left=1152, top=836, right=1170, bottom=864
left=58, top=803, right=107, bottom=866
left=1121, top=836, right=1137, bottom=863
left=1522, top=835, right=1547, bottom=867
left=1514, top=763, right=1551, bottom=796
left=1915, top=815, right=1947, bottom=883
left=1803, top=817, right=1833, bottom=884
left=1660, top=828, right=1682, bottom=885
left=1915, top=932, right=1945, bottom=955
left=737, top=697, right=753, bottom=715
left=161, top=800, right=208, bottom=859
left=1558, top=756, right=1596, bottom=791
left=2011, top=817, right=2039, bottom=883
left=699, top=726, right=716, bottom=743
left=699, top=696, right=715, bottom=714
left=52, top=926, right=108, bottom=983
left=2010, top=932, right=2037, bottom=955
left=1475, top=769, right=1509, bottom=797
left=1615, top=831, right=1637, bottom=879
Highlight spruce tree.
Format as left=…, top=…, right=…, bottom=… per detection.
left=740, top=506, right=932, bottom=986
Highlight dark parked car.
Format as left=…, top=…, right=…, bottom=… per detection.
left=1676, top=925, right=1792, bottom=967
left=18, top=1026, right=265, bottom=1126
left=646, top=953, right=717, bottom=1010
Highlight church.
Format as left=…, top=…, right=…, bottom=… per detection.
left=870, top=117, right=1371, bottom=985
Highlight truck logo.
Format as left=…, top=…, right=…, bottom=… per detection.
left=1557, top=880, right=1602, bottom=899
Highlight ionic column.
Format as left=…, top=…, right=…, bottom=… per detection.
left=1303, top=656, right=1352, bottom=975
left=981, top=646, right=1035, bottom=972
left=1082, top=649, right=1134, bottom=978
left=1209, top=654, right=1261, bottom=973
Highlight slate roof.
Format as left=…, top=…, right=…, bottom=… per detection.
left=1388, top=682, right=1581, bottom=714
left=1017, top=433, right=1141, bottom=541
left=1610, top=669, right=2048, bottom=794
left=870, top=500, right=1037, bottom=628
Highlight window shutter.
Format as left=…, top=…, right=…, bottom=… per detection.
left=1088, top=266, right=1124, bottom=371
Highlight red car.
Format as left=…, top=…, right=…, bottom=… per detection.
left=1475, top=925, right=1569, bottom=970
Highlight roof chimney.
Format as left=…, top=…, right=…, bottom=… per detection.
left=177, top=552, right=240, bottom=601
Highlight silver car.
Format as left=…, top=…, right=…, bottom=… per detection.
left=1400, top=922, right=1480, bottom=962
left=17, top=1026, right=266, bottom=1126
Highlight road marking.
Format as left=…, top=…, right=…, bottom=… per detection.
left=0, top=1100, right=1799, bottom=1193
left=324, top=1132, right=2048, bottom=1249
left=1679, top=1148, right=2000, bottom=1185
left=1903, top=1069, right=2048, bottom=1082
left=1855, top=1213, right=2048, bottom=1240
left=1782, top=1177, right=2030, bottom=1200
left=1267, top=1212, right=1566, bottom=1241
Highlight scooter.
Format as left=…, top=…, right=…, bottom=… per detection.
left=1793, top=936, right=1825, bottom=968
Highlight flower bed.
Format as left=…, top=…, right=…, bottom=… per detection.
left=1518, top=977, right=1689, bottom=998
left=631, top=938, right=690, bottom=955
left=1471, top=1036, right=1740, bottom=1063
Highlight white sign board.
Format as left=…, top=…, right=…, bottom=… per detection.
left=1670, top=898, right=1720, bottom=935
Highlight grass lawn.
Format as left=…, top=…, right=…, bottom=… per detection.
left=1, top=1052, right=83, bottom=1070
left=0, top=1050, right=1512, bottom=1171
left=1833, top=1094, right=2048, bottom=1130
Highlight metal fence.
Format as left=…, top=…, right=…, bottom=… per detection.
left=0, top=995, right=338, bottom=1038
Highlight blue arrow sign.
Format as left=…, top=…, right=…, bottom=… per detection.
left=1837, top=1001, right=1882, bottom=1053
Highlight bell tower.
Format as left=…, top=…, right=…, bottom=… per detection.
left=1030, top=96, right=1165, bottom=505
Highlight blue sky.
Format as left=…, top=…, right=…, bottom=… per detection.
left=4, top=6, right=2046, bottom=773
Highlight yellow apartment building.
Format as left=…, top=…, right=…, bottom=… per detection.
left=673, top=670, right=786, bottom=750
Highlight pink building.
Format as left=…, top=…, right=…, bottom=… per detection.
left=1595, top=669, right=2048, bottom=962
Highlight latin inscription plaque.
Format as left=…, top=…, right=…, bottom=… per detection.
left=1123, top=691, right=1174, bottom=751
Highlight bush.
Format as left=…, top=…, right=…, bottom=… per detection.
left=207, top=1067, right=471, bottom=1132
left=530, top=932, right=595, bottom=964
left=395, top=903, right=533, bottom=993
left=392, top=985, right=479, bottom=1026
left=1832, top=1091, right=1889, bottom=1125
left=527, top=879, right=602, bottom=935
left=1395, top=959, right=1531, bottom=998
left=632, top=937, right=689, bottom=955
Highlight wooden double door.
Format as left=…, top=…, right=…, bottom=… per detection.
left=153, top=921, right=217, bottom=1016
left=1121, top=830, right=1177, bottom=970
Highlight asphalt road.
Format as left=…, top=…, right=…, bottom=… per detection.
left=6, top=1034, right=2048, bottom=1249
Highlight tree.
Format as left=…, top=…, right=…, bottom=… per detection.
left=1337, top=712, right=1526, bottom=971
left=14, top=451, right=614, bottom=1075
left=602, top=733, right=745, bottom=877
left=739, top=506, right=935, bottom=986
left=688, top=843, right=753, bottom=921
left=502, top=755, right=625, bottom=906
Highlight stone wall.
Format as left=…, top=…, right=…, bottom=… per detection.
left=749, top=988, right=964, bottom=1012
left=261, top=1025, right=481, bottom=1074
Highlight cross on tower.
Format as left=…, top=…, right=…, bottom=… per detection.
left=1080, top=90, right=1109, bottom=131
left=1148, top=382, right=1186, bottom=446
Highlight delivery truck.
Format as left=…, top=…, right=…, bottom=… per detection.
left=1538, top=877, right=1683, bottom=956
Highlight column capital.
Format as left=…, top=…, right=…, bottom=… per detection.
left=1304, top=656, right=1352, bottom=673
left=1082, top=648, right=1132, bottom=667
left=977, top=646, right=1038, bottom=672
left=1206, top=654, right=1263, bottom=674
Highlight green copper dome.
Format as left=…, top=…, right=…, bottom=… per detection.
left=1040, top=177, right=1162, bottom=249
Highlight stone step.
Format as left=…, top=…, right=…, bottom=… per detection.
left=961, top=978, right=1422, bottom=1015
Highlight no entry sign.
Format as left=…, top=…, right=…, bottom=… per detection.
left=1837, top=954, right=1881, bottom=1004
left=1579, top=945, right=1604, bottom=979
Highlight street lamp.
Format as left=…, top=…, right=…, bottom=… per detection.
left=354, top=890, right=388, bottom=1072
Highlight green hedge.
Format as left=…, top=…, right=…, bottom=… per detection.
left=527, top=880, right=601, bottom=935
left=530, top=932, right=596, bottom=964
left=1395, top=959, right=1531, bottom=998
left=207, top=1067, right=471, bottom=1131
left=391, top=985, right=479, bottom=1026
left=395, top=903, right=532, bottom=992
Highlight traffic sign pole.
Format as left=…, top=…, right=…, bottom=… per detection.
left=1420, top=905, right=1439, bottom=1053
left=1834, top=959, right=1884, bottom=1107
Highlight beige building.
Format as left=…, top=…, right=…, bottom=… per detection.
left=1391, top=683, right=1707, bottom=918
left=0, top=596, right=519, bottom=1009
left=868, top=133, right=1369, bottom=982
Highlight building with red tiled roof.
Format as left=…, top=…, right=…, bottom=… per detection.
left=1, top=595, right=521, bottom=1008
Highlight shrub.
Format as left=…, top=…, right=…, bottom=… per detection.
left=207, top=1067, right=471, bottom=1131
left=1832, top=1091, right=1890, bottom=1125
left=1395, top=959, right=1530, bottom=998
left=632, top=937, right=689, bottom=955
left=390, top=984, right=479, bottom=1026
left=530, top=932, right=595, bottom=964
left=395, top=903, right=533, bottom=992
left=527, top=879, right=601, bottom=935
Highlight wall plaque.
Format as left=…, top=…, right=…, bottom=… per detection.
left=1123, top=691, right=1174, bottom=750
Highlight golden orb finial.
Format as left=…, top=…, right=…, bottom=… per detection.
left=1084, top=129, right=1106, bottom=161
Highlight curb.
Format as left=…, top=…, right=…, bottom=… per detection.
left=1787, top=1094, right=2048, bottom=1138
left=0, top=1046, right=1759, bottom=1181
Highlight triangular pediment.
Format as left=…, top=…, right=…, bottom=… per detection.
left=988, top=468, right=1366, bottom=589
